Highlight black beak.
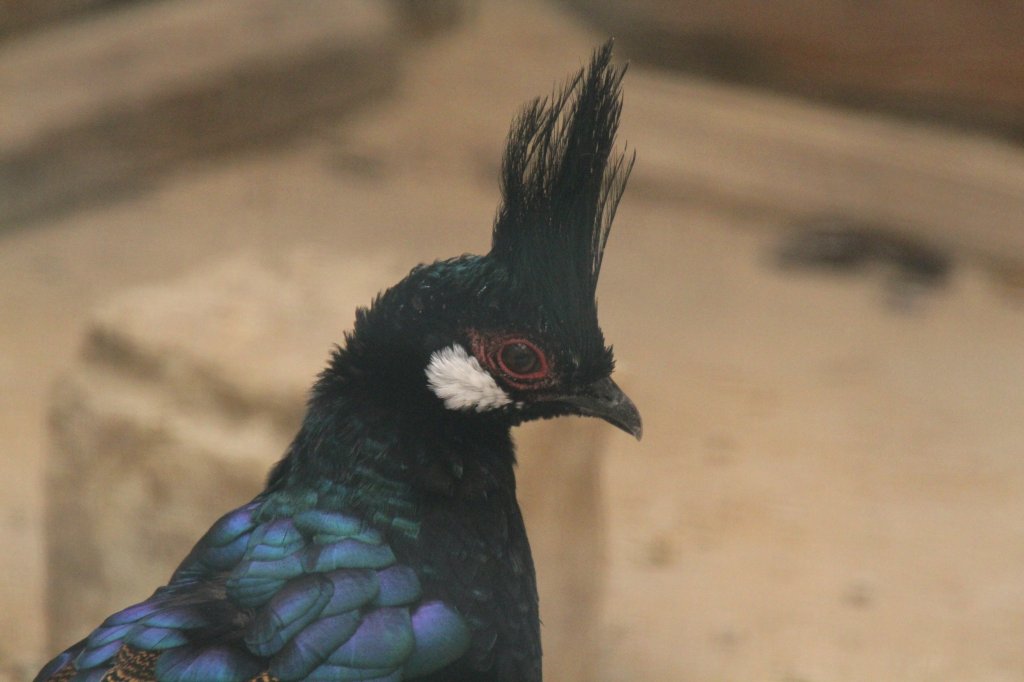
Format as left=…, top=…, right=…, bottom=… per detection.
left=557, top=377, right=642, bottom=440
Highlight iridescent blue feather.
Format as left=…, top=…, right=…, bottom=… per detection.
left=38, top=498, right=472, bottom=682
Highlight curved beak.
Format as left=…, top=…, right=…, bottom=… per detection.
left=556, top=377, right=642, bottom=440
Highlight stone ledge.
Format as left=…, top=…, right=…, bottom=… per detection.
left=0, top=0, right=401, bottom=227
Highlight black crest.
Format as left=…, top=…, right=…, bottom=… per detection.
left=489, top=41, right=633, bottom=363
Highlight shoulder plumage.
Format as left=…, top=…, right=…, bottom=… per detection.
left=36, top=502, right=470, bottom=682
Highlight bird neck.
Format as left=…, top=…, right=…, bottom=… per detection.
left=264, top=343, right=519, bottom=533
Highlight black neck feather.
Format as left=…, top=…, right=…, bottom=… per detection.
left=266, top=333, right=517, bottom=521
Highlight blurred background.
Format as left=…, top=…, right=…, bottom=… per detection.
left=2, top=1, right=1024, bottom=680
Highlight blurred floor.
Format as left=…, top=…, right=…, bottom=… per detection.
left=2, top=1, right=1024, bottom=681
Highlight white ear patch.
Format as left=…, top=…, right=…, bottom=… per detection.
left=425, top=344, right=512, bottom=412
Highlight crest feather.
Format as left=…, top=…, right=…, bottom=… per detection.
left=489, top=40, right=633, bottom=363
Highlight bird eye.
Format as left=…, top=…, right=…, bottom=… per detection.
left=500, top=343, right=539, bottom=375
left=496, top=339, right=548, bottom=380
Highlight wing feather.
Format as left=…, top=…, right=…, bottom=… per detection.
left=37, top=501, right=470, bottom=682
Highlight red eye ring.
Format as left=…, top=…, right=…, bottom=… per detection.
left=467, top=331, right=551, bottom=388
left=495, top=338, right=548, bottom=380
